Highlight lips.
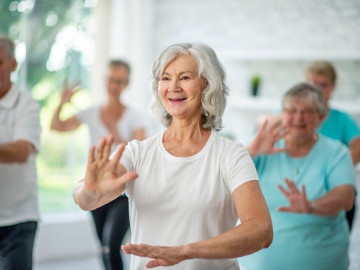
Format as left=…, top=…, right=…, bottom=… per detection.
left=169, top=97, right=187, bottom=102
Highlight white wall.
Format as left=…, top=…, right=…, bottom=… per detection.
left=35, top=0, right=360, bottom=262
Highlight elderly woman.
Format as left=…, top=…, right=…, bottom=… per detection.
left=73, top=43, right=273, bottom=269
left=238, top=82, right=356, bottom=270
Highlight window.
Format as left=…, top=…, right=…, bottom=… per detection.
left=1, top=0, right=97, bottom=214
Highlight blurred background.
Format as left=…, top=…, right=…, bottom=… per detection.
left=1, top=0, right=359, bottom=269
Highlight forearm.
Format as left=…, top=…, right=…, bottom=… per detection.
left=73, top=179, right=126, bottom=211
left=185, top=219, right=272, bottom=260
left=73, top=180, right=102, bottom=210
left=310, top=185, right=355, bottom=216
left=50, top=103, right=65, bottom=130
left=0, top=141, right=32, bottom=163
left=350, top=137, right=360, bottom=165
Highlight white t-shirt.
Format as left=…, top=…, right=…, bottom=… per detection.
left=120, top=131, right=258, bottom=270
left=0, top=84, right=41, bottom=226
left=76, top=106, right=147, bottom=148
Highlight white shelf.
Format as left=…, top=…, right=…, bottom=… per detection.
left=218, top=51, right=360, bottom=62
left=227, top=93, right=360, bottom=116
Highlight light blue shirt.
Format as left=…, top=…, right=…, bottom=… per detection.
left=238, top=135, right=355, bottom=270
left=318, top=108, right=360, bottom=146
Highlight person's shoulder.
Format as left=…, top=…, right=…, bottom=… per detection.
left=128, top=132, right=161, bottom=148
left=329, top=107, right=353, bottom=119
left=319, top=134, right=348, bottom=152
left=214, top=131, right=244, bottom=148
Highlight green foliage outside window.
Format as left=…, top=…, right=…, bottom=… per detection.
left=1, top=0, right=96, bottom=214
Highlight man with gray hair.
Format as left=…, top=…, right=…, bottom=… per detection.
left=0, top=34, right=41, bottom=270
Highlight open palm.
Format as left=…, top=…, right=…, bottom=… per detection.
left=277, top=178, right=312, bottom=214
left=84, top=136, right=138, bottom=195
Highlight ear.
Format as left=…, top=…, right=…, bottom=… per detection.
left=10, top=58, right=17, bottom=72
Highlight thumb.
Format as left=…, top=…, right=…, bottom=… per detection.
left=118, top=172, right=138, bottom=186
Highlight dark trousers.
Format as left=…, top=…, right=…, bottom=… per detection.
left=91, top=196, right=130, bottom=270
left=0, top=221, right=37, bottom=270
left=346, top=197, right=356, bottom=231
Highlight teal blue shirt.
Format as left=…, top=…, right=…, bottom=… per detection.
left=318, top=108, right=360, bottom=146
left=238, top=135, right=355, bottom=270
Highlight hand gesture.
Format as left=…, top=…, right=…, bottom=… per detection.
left=247, top=116, right=288, bottom=157
left=84, top=136, right=138, bottom=196
left=122, top=243, right=187, bottom=268
left=277, top=178, right=312, bottom=214
left=60, top=81, right=81, bottom=105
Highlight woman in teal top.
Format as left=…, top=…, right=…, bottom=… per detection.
left=239, top=82, right=356, bottom=270
left=306, top=61, right=360, bottom=230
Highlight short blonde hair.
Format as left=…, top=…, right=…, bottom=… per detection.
left=306, top=61, right=337, bottom=84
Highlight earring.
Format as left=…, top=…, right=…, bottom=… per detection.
left=163, top=112, right=169, bottom=117
left=204, top=113, right=209, bottom=117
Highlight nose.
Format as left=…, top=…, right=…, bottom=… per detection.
left=168, top=79, right=181, bottom=92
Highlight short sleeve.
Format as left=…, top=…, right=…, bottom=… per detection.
left=326, top=145, right=356, bottom=190
left=13, top=96, right=41, bottom=151
left=118, top=140, right=139, bottom=172
left=227, top=144, right=259, bottom=193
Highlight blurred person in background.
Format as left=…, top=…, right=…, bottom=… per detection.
left=73, top=42, right=273, bottom=270
left=306, top=61, right=360, bottom=230
left=239, top=82, right=355, bottom=270
left=0, top=34, right=41, bottom=270
left=51, top=59, right=147, bottom=270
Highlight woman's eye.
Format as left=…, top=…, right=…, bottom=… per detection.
left=161, top=76, right=170, bottom=81
left=180, top=76, right=190, bottom=80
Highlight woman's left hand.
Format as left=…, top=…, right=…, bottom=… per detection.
left=277, top=178, right=312, bottom=214
left=122, top=243, right=187, bottom=268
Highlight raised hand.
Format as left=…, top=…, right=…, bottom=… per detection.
left=122, top=243, right=187, bottom=268
left=84, top=136, right=138, bottom=196
left=60, top=81, right=81, bottom=105
left=247, top=116, right=288, bottom=157
left=277, top=178, right=312, bottom=214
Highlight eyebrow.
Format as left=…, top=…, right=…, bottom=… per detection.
left=162, top=71, right=196, bottom=76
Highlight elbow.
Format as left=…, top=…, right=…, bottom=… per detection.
left=262, top=221, right=273, bottom=249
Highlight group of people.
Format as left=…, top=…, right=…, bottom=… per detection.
left=1, top=32, right=359, bottom=270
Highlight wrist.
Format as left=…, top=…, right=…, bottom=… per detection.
left=308, top=202, right=315, bottom=214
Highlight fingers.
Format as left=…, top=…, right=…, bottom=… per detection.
left=95, top=137, right=106, bottom=162
left=103, top=136, right=114, bottom=160
left=277, top=184, right=289, bottom=198
left=277, top=206, right=292, bottom=212
left=110, top=143, right=126, bottom=168
left=285, top=178, right=300, bottom=194
left=301, top=184, right=307, bottom=199
left=87, top=144, right=96, bottom=164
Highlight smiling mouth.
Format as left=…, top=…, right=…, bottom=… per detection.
left=169, top=98, right=187, bottom=102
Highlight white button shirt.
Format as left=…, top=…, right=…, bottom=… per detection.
left=0, top=84, right=41, bottom=226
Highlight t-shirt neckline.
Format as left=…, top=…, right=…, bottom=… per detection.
left=158, top=130, right=215, bottom=162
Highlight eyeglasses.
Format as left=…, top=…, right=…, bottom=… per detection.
left=105, top=77, right=128, bottom=86
left=283, top=107, right=318, bottom=116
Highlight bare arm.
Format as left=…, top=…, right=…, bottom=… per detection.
left=50, top=82, right=81, bottom=132
left=122, top=181, right=273, bottom=268
left=0, top=140, right=34, bottom=163
left=349, top=137, right=360, bottom=165
left=73, top=136, right=138, bottom=211
left=277, top=178, right=355, bottom=216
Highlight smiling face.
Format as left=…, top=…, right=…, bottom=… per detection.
left=282, top=97, right=323, bottom=140
left=158, top=54, right=206, bottom=123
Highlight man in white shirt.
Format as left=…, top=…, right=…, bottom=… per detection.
left=0, top=34, right=41, bottom=270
